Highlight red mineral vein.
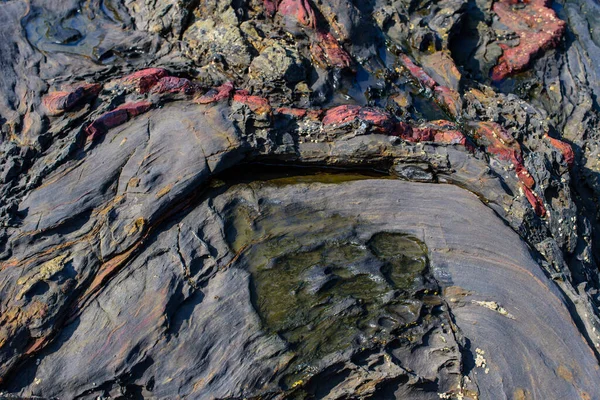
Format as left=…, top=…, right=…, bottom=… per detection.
left=399, top=54, right=461, bottom=118
left=232, top=90, right=272, bottom=114
left=544, top=133, right=574, bottom=168
left=195, top=82, right=235, bottom=104
left=278, top=0, right=317, bottom=29
left=399, top=54, right=437, bottom=90
left=42, top=83, right=101, bottom=116
left=311, top=31, right=353, bottom=69
left=321, top=105, right=362, bottom=126
left=395, top=120, right=471, bottom=147
left=85, top=109, right=128, bottom=140
left=150, top=76, right=194, bottom=94
left=516, top=164, right=535, bottom=189
left=321, top=104, right=394, bottom=132
left=119, top=68, right=168, bottom=93
left=276, top=107, right=308, bottom=118
left=269, top=0, right=352, bottom=69
left=474, top=122, right=546, bottom=215
left=263, top=0, right=278, bottom=17
left=85, top=101, right=153, bottom=140
left=491, top=0, right=565, bottom=81
left=523, top=184, right=547, bottom=217
left=474, top=121, right=521, bottom=163
left=358, top=107, right=394, bottom=133
left=114, top=100, right=153, bottom=117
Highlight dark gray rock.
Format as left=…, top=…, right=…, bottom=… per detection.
left=1, top=0, right=600, bottom=398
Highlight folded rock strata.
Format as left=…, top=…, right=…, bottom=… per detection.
left=0, top=0, right=600, bottom=399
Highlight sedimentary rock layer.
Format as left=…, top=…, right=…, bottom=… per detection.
left=1, top=0, right=600, bottom=399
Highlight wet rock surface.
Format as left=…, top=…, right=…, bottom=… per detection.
left=0, top=0, right=600, bottom=399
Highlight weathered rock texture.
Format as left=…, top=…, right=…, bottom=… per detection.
left=0, top=0, right=599, bottom=399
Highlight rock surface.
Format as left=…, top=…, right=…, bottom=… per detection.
left=0, top=0, right=600, bottom=399
left=7, top=178, right=600, bottom=399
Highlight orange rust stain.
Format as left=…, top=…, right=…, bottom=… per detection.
left=93, top=195, right=126, bottom=217
left=514, top=388, right=531, bottom=400
left=156, top=183, right=174, bottom=199
left=126, top=217, right=146, bottom=236
left=79, top=244, right=140, bottom=306
left=580, top=391, right=591, bottom=400
left=443, top=285, right=472, bottom=302
left=557, top=365, right=574, bottom=383
left=24, top=336, right=48, bottom=356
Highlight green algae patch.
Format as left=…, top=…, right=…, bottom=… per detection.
left=247, top=231, right=431, bottom=389
left=251, top=242, right=386, bottom=359
left=219, top=187, right=433, bottom=388
left=368, top=232, right=428, bottom=289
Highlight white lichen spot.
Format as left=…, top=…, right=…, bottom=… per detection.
left=473, top=300, right=515, bottom=319
left=475, top=347, right=487, bottom=372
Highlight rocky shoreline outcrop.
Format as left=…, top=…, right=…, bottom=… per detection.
left=1, top=0, right=600, bottom=399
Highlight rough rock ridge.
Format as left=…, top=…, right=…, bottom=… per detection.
left=0, top=0, right=599, bottom=399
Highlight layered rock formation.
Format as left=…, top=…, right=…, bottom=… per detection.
left=0, top=0, right=599, bottom=399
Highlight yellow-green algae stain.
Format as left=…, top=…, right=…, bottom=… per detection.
left=217, top=176, right=432, bottom=390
